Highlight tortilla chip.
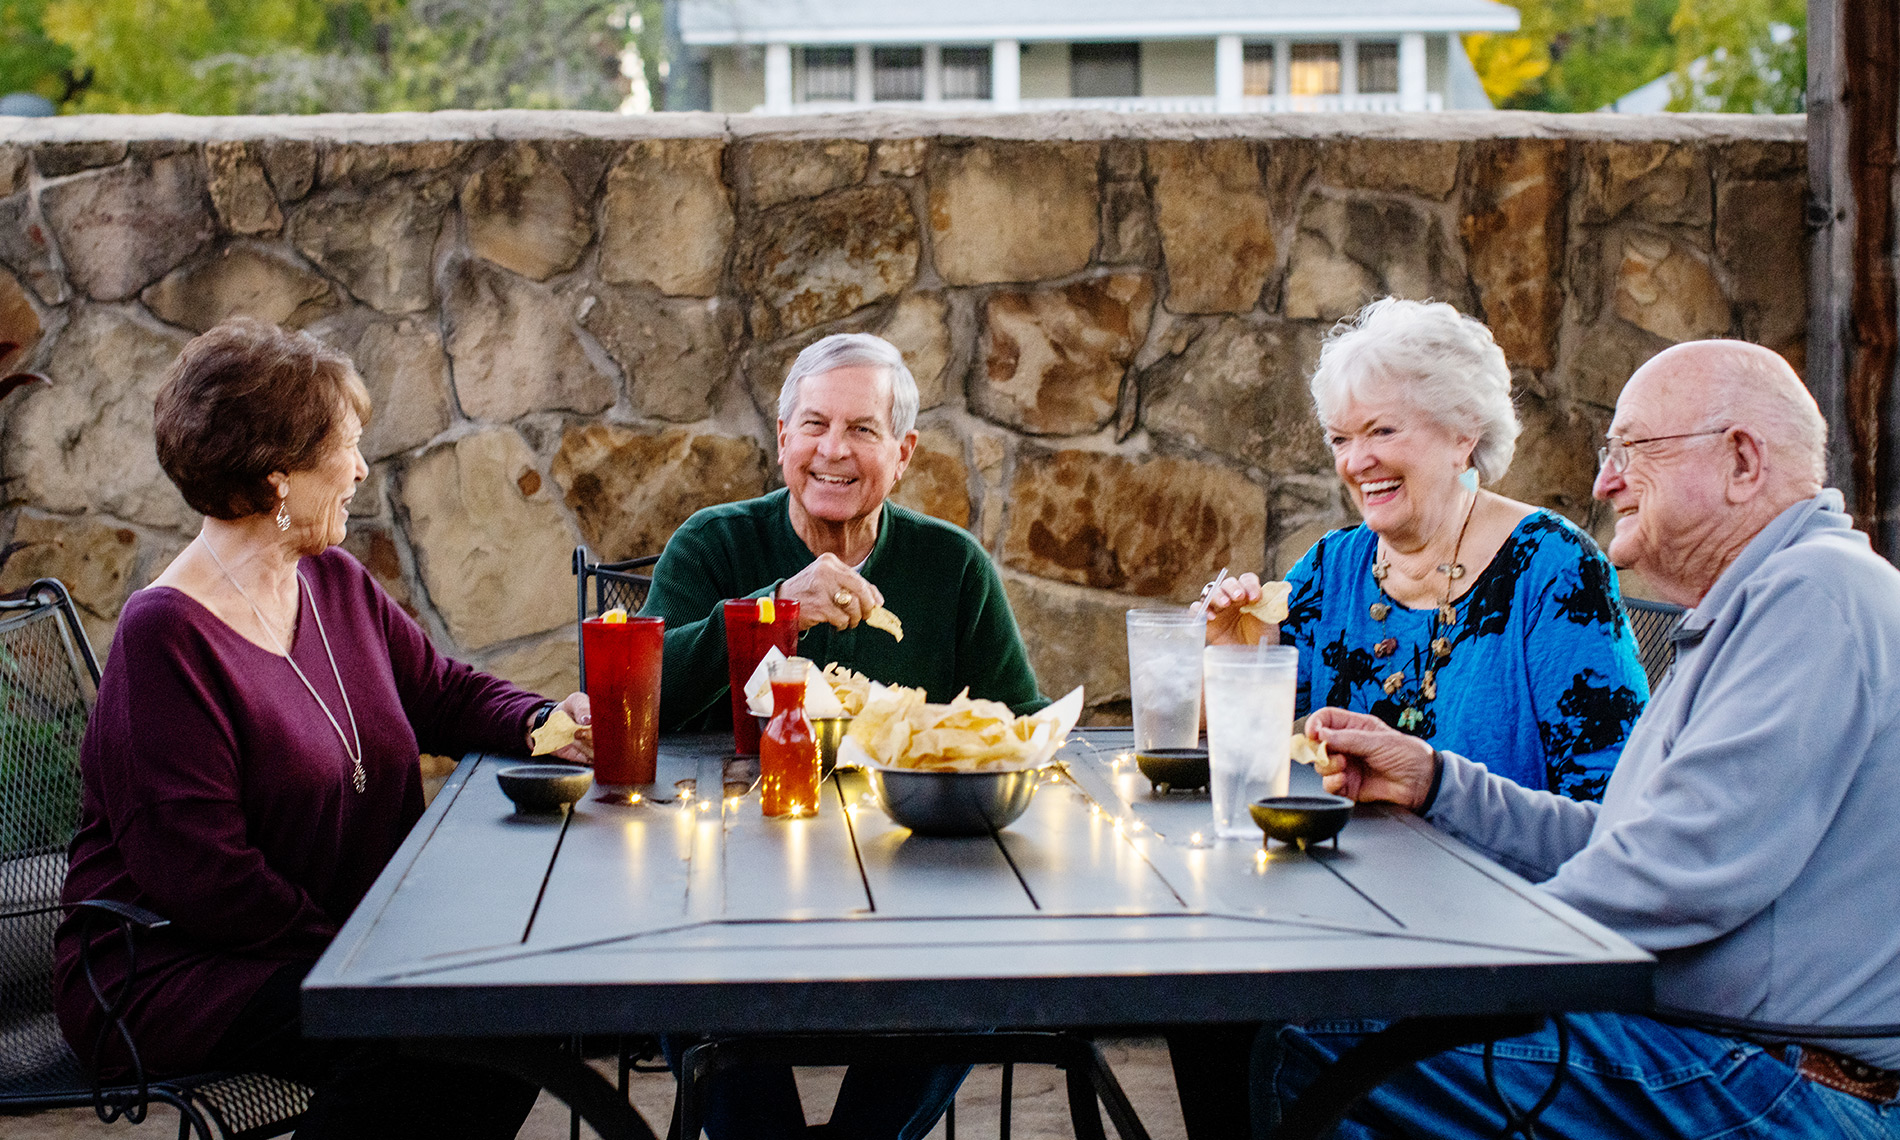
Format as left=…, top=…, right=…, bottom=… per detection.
left=842, top=684, right=1084, bottom=772
left=531, top=708, right=583, bottom=756
left=1289, top=733, right=1327, bottom=768
left=1240, top=580, right=1292, bottom=624
left=865, top=605, right=903, bottom=642
left=822, top=663, right=874, bottom=716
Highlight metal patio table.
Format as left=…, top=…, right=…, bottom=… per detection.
left=303, top=729, right=1653, bottom=1139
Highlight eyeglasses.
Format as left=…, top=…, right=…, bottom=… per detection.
left=1596, top=429, right=1730, bottom=473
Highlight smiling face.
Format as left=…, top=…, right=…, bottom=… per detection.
left=279, top=401, right=368, bottom=554
left=777, top=364, right=917, bottom=532
left=1591, top=364, right=1728, bottom=585
left=1324, top=384, right=1478, bottom=547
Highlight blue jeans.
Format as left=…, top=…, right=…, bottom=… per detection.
left=1257, top=1014, right=1900, bottom=1139
left=664, top=1036, right=968, bottom=1140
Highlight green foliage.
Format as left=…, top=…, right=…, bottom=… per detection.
left=1473, top=0, right=1677, bottom=112
left=0, top=675, right=87, bottom=858
left=1669, top=0, right=1805, bottom=112
left=0, top=0, right=76, bottom=102
left=15, top=0, right=628, bottom=113
left=1470, top=0, right=1804, bottom=113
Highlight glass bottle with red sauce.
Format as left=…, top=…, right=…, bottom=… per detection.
left=760, top=657, right=821, bottom=818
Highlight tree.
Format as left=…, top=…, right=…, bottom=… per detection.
left=1668, top=0, right=1805, bottom=112
left=27, top=0, right=629, bottom=114
left=1465, top=0, right=1677, bottom=112
left=0, top=0, right=78, bottom=103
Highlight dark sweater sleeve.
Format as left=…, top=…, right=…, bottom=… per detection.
left=642, top=517, right=775, bottom=731
left=954, top=545, right=1049, bottom=715
left=95, top=613, right=337, bottom=954
left=367, top=566, right=544, bottom=757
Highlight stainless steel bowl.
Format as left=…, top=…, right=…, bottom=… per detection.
left=754, top=714, right=853, bottom=775
left=865, top=764, right=1048, bottom=837
left=496, top=763, right=593, bottom=813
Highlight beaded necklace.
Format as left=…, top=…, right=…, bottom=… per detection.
left=1368, top=492, right=1476, bottom=732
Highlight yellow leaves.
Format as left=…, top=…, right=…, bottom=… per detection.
left=1464, top=32, right=1552, bottom=105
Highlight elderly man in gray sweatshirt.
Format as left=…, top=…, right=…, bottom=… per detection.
left=1267, top=339, right=1900, bottom=1138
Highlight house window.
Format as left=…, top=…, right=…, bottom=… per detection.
left=1242, top=43, right=1274, bottom=96
left=801, top=47, right=854, bottom=101
left=1070, top=42, right=1140, bottom=98
left=942, top=46, right=991, bottom=100
left=1358, top=42, right=1400, bottom=94
left=1289, top=43, right=1341, bottom=96
left=874, top=47, right=923, bottom=100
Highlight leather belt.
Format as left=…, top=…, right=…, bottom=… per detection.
left=1794, top=1044, right=1900, bottom=1105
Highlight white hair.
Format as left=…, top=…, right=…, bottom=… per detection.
left=778, top=333, right=919, bottom=436
left=1309, top=298, right=1521, bottom=485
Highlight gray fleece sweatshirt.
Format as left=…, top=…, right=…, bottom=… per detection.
left=1427, top=491, right=1900, bottom=1068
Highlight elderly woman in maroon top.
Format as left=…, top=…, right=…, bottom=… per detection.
left=54, top=319, right=591, bottom=1140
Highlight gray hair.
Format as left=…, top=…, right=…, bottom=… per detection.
left=1309, top=298, right=1521, bottom=485
left=778, top=333, right=919, bottom=436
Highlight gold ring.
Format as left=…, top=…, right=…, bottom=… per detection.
left=832, top=588, right=854, bottom=607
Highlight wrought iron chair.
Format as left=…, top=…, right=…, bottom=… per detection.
left=1624, top=597, right=1687, bottom=691
left=0, top=579, right=311, bottom=1140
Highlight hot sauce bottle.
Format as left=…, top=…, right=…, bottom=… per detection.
left=760, top=656, right=821, bottom=818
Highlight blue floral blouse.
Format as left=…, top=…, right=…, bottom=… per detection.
left=1282, top=511, right=1648, bottom=801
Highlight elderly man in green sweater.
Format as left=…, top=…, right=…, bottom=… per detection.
left=643, top=331, right=1048, bottom=734
left=639, top=331, right=1046, bottom=1140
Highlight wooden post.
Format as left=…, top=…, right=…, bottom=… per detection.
left=1810, top=0, right=1900, bottom=555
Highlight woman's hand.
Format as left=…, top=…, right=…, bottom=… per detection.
left=1199, top=572, right=1278, bottom=646
left=1306, top=707, right=1436, bottom=810
left=540, top=692, right=593, bottom=764
left=778, top=553, right=884, bottom=631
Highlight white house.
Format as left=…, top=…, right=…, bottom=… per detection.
left=674, top=0, right=1517, bottom=114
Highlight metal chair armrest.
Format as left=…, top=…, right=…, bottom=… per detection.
left=69, top=898, right=174, bottom=1126
left=69, top=898, right=170, bottom=931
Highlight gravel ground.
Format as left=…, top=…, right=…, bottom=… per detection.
left=4, top=1037, right=1187, bottom=1140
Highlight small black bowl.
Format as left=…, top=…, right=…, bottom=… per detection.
left=1136, top=747, right=1209, bottom=793
left=497, top=763, right=593, bottom=813
left=1250, top=794, right=1354, bottom=850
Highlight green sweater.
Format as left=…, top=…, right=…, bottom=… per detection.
left=641, top=489, right=1048, bottom=731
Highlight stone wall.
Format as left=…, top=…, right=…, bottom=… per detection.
left=0, top=110, right=1807, bottom=721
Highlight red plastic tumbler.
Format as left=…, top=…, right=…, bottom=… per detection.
left=723, top=597, right=800, bottom=755
left=581, top=615, right=664, bottom=787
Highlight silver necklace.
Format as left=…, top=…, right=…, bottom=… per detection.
left=202, top=536, right=366, bottom=793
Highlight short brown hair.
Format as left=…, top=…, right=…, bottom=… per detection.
left=154, top=319, right=372, bottom=520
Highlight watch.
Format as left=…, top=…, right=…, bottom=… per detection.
left=530, top=701, right=558, bottom=732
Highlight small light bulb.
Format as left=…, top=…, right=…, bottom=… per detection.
left=629, top=792, right=643, bottom=804
left=699, top=800, right=711, bottom=813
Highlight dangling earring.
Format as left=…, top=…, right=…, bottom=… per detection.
left=1459, top=466, right=1479, bottom=493
left=276, top=498, right=291, bottom=531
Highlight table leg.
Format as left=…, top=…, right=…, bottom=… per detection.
left=399, top=1038, right=660, bottom=1140
left=1273, top=1013, right=1545, bottom=1140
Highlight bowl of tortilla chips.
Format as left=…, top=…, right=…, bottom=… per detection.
left=841, top=685, right=1084, bottom=837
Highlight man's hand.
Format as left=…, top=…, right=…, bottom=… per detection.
left=1306, top=707, right=1437, bottom=810
left=778, top=553, right=884, bottom=631
left=1199, top=572, right=1278, bottom=646
left=535, top=692, right=594, bottom=764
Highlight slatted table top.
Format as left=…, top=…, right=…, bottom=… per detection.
left=303, top=730, right=1651, bottom=1039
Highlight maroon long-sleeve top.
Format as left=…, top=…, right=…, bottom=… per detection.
left=54, top=547, right=544, bottom=1078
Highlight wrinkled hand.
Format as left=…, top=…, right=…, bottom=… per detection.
left=1305, top=706, right=1436, bottom=810
left=545, top=692, right=594, bottom=765
left=779, top=553, right=884, bottom=631
left=1198, top=572, right=1278, bottom=646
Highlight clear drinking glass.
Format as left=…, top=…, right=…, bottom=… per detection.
left=1126, top=609, right=1208, bottom=756
left=1204, top=644, right=1299, bottom=839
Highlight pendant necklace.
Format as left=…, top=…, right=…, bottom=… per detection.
left=203, top=536, right=367, bottom=793
left=1368, top=492, right=1477, bottom=732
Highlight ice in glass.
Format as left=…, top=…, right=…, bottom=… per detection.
left=1126, top=608, right=1207, bottom=755
left=1204, top=644, right=1298, bottom=838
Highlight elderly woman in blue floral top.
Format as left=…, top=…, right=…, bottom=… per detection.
left=1206, top=297, right=1647, bottom=800
left=1174, top=297, right=1649, bottom=1140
